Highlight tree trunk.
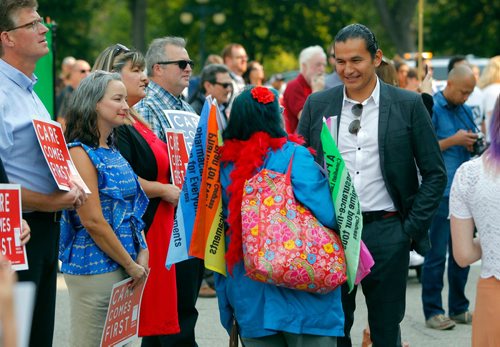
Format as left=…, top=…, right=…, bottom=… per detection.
left=130, top=0, right=147, bottom=53
left=374, top=0, right=418, bottom=55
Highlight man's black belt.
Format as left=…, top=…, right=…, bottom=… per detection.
left=23, top=211, right=62, bottom=222
left=362, top=210, right=398, bottom=225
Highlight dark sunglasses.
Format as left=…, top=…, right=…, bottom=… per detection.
left=348, top=103, right=363, bottom=135
left=157, top=60, right=194, bottom=70
left=213, top=82, right=233, bottom=89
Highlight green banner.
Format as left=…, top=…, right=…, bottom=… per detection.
left=34, top=23, right=55, bottom=118
left=320, top=121, right=362, bottom=292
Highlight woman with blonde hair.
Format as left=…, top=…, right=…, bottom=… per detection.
left=477, top=56, right=500, bottom=138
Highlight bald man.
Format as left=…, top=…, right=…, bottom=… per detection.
left=421, top=65, right=477, bottom=330
left=56, top=59, right=90, bottom=127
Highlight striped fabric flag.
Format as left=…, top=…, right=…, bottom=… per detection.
left=189, top=101, right=226, bottom=275
left=165, top=98, right=210, bottom=268
left=321, top=119, right=363, bottom=292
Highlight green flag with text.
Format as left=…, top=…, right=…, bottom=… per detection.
left=320, top=120, right=363, bottom=292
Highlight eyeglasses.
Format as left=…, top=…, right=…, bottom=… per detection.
left=348, top=103, right=363, bottom=135
left=213, top=82, right=233, bottom=89
left=6, top=18, right=45, bottom=32
left=157, top=60, right=194, bottom=70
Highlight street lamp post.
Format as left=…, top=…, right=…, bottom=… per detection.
left=180, top=0, right=225, bottom=65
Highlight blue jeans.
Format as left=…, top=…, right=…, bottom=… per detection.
left=421, top=197, right=470, bottom=320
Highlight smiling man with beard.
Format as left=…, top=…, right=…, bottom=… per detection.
left=298, top=23, right=446, bottom=347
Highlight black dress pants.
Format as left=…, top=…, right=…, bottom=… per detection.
left=17, top=212, right=60, bottom=347
left=338, top=215, right=410, bottom=347
left=142, top=257, right=204, bottom=347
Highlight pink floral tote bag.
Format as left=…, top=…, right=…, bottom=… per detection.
left=241, top=154, right=347, bottom=294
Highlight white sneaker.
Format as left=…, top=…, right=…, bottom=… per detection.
left=409, top=250, right=424, bottom=267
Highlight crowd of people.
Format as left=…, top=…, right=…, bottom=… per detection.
left=1, top=1, right=500, bottom=347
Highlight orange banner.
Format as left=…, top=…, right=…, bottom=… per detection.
left=189, top=104, right=222, bottom=258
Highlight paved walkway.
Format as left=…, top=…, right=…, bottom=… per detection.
left=54, top=263, right=479, bottom=347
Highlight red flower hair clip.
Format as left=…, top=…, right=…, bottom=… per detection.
left=250, top=86, right=275, bottom=104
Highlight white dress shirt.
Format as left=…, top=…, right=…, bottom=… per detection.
left=337, top=78, right=396, bottom=212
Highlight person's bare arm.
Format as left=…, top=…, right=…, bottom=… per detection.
left=21, top=180, right=87, bottom=212
left=439, top=130, right=478, bottom=152
left=450, top=216, right=481, bottom=267
left=137, top=178, right=180, bottom=206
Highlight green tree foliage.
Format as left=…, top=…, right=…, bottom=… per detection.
left=425, top=0, right=500, bottom=57
left=38, top=0, right=100, bottom=65
left=37, top=0, right=498, bottom=77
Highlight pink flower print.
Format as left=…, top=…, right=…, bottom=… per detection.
left=242, top=210, right=258, bottom=230
left=283, top=267, right=312, bottom=287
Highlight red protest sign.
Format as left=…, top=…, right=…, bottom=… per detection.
left=100, top=276, right=147, bottom=347
left=165, top=130, right=189, bottom=189
left=32, top=119, right=90, bottom=193
left=0, top=184, right=28, bottom=271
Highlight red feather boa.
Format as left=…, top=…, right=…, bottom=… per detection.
left=220, top=132, right=305, bottom=274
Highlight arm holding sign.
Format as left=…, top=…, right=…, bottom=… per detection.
left=69, top=147, right=149, bottom=288
left=21, top=180, right=87, bottom=212
left=137, top=178, right=180, bottom=206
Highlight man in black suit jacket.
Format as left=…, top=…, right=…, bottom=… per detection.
left=298, top=24, right=446, bottom=347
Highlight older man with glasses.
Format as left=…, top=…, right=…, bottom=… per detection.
left=298, top=23, right=446, bottom=347
left=0, top=1, right=88, bottom=346
left=134, top=36, right=204, bottom=347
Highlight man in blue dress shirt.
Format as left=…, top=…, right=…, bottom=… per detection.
left=0, top=1, right=87, bottom=346
left=421, top=65, right=478, bottom=330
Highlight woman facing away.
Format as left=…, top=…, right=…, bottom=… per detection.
left=92, top=44, right=182, bottom=345
left=61, top=71, right=149, bottom=347
left=450, top=96, right=500, bottom=346
left=215, top=86, right=344, bottom=347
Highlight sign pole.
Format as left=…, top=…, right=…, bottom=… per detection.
left=418, top=0, right=424, bottom=81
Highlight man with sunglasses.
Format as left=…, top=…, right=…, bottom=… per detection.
left=135, top=36, right=197, bottom=142
left=0, top=1, right=88, bottom=346
left=189, top=64, right=232, bottom=117
left=298, top=24, right=446, bottom=347
left=135, top=36, right=205, bottom=346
